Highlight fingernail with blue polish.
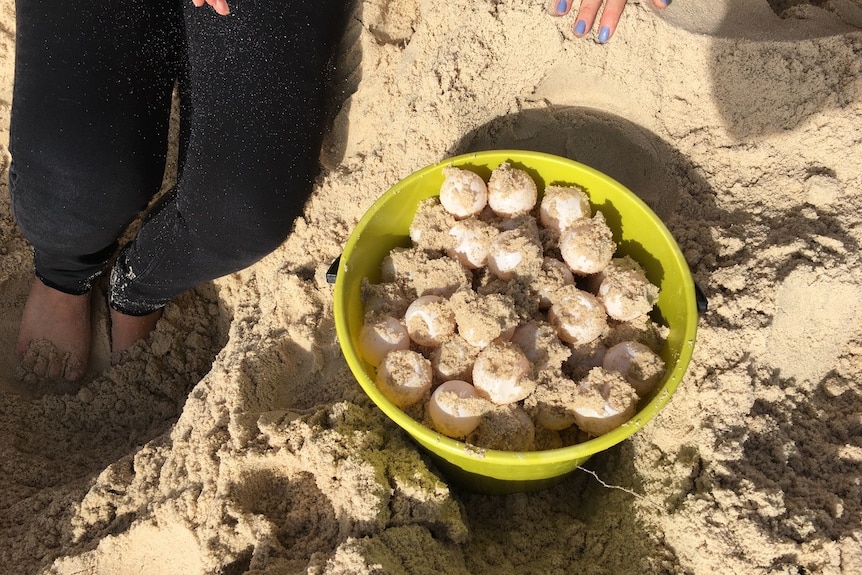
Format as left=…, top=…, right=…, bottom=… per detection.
left=556, top=0, right=567, bottom=14
left=598, top=26, right=610, bottom=43
left=575, top=20, right=587, bottom=35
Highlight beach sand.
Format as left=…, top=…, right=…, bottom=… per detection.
left=1, top=0, right=861, bottom=573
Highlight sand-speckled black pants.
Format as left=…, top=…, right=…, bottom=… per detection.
left=9, top=0, right=346, bottom=314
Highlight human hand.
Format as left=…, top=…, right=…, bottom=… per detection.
left=552, top=0, right=669, bottom=43
left=192, top=0, right=231, bottom=16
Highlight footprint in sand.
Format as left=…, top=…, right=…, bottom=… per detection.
left=765, top=268, right=862, bottom=385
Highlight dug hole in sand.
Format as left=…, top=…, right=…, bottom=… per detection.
left=1, top=0, right=861, bottom=573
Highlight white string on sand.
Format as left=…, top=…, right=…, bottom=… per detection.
left=577, top=466, right=664, bottom=512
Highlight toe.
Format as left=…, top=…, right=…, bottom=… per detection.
left=46, top=350, right=64, bottom=380
left=63, top=357, right=86, bottom=382
left=31, top=353, right=49, bottom=377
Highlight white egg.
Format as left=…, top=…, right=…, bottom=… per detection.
left=547, top=285, right=607, bottom=345
left=602, top=341, right=666, bottom=396
left=376, top=349, right=433, bottom=408
left=428, top=380, right=485, bottom=438
left=571, top=369, right=639, bottom=436
left=559, top=212, right=616, bottom=275
left=486, top=229, right=543, bottom=280
left=572, top=400, right=633, bottom=437
left=447, top=217, right=495, bottom=269
left=439, top=167, right=488, bottom=219
left=487, top=162, right=538, bottom=218
left=404, top=295, right=456, bottom=347
left=539, top=185, right=591, bottom=233
left=430, top=335, right=476, bottom=383
left=510, top=321, right=544, bottom=364
left=358, top=316, right=410, bottom=366
left=511, top=320, right=571, bottom=371
left=472, top=342, right=534, bottom=405
left=449, top=289, right=520, bottom=350
left=598, top=267, right=660, bottom=322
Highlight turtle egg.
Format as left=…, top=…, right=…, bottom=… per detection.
left=428, top=380, right=484, bottom=438
left=472, top=342, right=534, bottom=405
left=571, top=369, right=639, bottom=436
left=376, top=349, right=433, bottom=408
left=539, top=185, right=591, bottom=233
left=548, top=285, right=607, bottom=345
left=359, top=316, right=410, bottom=366
left=447, top=218, right=495, bottom=269
left=602, top=341, right=666, bottom=396
left=510, top=321, right=545, bottom=364
left=559, top=212, right=616, bottom=275
left=430, top=336, right=476, bottom=383
left=486, top=229, right=543, bottom=280
left=439, top=167, right=488, bottom=219
left=404, top=295, right=456, bottom=347
left=598, top=268, right=660, bottom=322
left=535, top=405, right=578, bottom=431
left=487, top=162, right=538, bottom=218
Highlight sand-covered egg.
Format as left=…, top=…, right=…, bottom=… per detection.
left=359, top=315, right=410, bottom=366
left=449, top=289, right=520, bottom=349
left=570, top=368, right=639, bottom=436
left=404, top=295, right=456, bottom=347
left=487, top=162, right=538, bottom=218
left=548, top=285, right=608, bottom=346
left=409, top=198, right=456, bottom=251
left=430, top=335, right=477, bottom=384
left=559, top=212, right=616, bottom=275
left=510, top=320, right=571, bottom=371
left=602, top=340, right=666, bottom=396
left=486, top=228, right=543, bottom=280
left=376, top=349, right=433, bottom=408
left=533, top=257, right=575, bottom=308
left=447, top=217, right=497, bottom=269
left=539, top=185, right=591, bottom=233
left=472, top=342, right=535, bottom=405
left=597, top=258, right=660, bottom=321
left=439, top=166, right=488, bottom=219
left=428, top=380, right=488, bottom=438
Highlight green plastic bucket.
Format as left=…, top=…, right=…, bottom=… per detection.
left=334, top=150, right=697, bottom=493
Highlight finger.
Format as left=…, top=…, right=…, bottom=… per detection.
left=191, top=0, right=205, bottom=6
left=550, top=0, right=573, bottom=17
left=596, top=0, right=628, bottom=43
left=211, top=0, right=231, bottom=16
left=573, top=0, right=602, bottom=37
left=653, top=0, right=670, bottom=8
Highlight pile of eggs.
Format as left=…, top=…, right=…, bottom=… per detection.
left=359, top=162, right=667, bottom=450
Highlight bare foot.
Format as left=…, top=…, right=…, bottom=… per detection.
left=110, top=307, right=163, bottom=353
left=16, top=280, right=92, bottom=381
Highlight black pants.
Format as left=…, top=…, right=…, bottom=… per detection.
left=9, top=0, right=346, bottom=314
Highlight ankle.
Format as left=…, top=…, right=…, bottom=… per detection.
left=110, top=307, right=164, bottom=353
